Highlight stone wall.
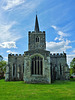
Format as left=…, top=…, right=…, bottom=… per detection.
left=24, top=50, right=51, bottom=84
left=28, top=31, right=46, bottom=50
left=50, top=52, right=69, bottom=81
left=5, top=54, right=24, bottom=81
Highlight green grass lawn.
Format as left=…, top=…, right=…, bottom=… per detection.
left=0, top=79, right=75, bottom=100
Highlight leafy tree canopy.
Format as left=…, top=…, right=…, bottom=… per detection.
left=70, top=58, right=75, bottom=74
left=0, top=55, right=3, bottom=61
left=0, top=57, right=7, bottom=73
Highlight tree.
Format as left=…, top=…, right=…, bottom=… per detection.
left=70, top=58, right=75, bottom=75
left=0, top=59, right=7, bottom=78
left=0, top=55, right=3, bottom=61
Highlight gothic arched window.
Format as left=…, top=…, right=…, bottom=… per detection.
left=60, top=64, right=62, bottom=75
left=23, top=63, right=24, bottom=73
left=19, top=64, right=21, bottom=74
left=19, top=64, right=21, bottom=79
left=36, top=37, right=39, bottom=42
left=13, top=63, right=15, bottom=76
left=31, top=56, right=43, bottom=75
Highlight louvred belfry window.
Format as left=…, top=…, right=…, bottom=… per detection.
left=36, top=37, right=39, bottom=42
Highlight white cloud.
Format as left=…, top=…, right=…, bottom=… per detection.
left=54, top=36, right=64, bottom=41
left=7, top=50, right=17, bottom=54
left=2, top=0, right=25, bottom=10
left=0, top=21, right=21, bottom=43
left=58, top=31, right=68, bottom=37
left=46, top=40, right=72, bottom=53
left=51, top=25, right=70, bottom=41
left=11, top=0, right=44, bottom=17
left=0, top=41, right=17, bottom=48
left=56, top=31, right=70, bottom=41
left=67, top=54, right=75, bottom=66
left=50, top=25, right=74, bottom=67
left=51, top=25, right=57, bottom=30
left=73, top=50, right=75, bottom=53
left=61, top=21, right=74, bottom=33
left=46, top=40, right=74, bottom=67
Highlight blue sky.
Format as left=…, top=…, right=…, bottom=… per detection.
left=0, top=0, right=75, bottom=66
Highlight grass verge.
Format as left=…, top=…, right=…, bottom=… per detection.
left=0, top=79, right=75, bottom=100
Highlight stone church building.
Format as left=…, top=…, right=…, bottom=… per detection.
left=5, top=15, right=69, bottom=83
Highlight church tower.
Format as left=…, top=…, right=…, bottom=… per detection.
left=28, top=15, right=46, bottom=50
left=5, top=14, right=69, bottom=82
left=24, top=15, right=51, bottom=84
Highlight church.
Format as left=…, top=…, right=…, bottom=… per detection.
left=5, top=15, right=69, bottom=83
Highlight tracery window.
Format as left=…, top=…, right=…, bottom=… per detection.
left=31, top=56, right=43, bottom=75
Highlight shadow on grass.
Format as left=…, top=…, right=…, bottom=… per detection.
left=21, top=80, right=72, bottom=86
left=1, top=79, right=74, bottom=86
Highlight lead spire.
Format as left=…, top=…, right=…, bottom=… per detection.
left=34, top=15, right=39, bottom=32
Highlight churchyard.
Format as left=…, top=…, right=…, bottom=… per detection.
left=0, top=79, right=75, bottom=100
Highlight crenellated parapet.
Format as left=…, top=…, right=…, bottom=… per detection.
left=28, top=28, right=46, bottom=51
left=5, top=14, right=70, bottom=82
left=8, top=54, right=24, bottom=57
left=28, top=31, right=45, bottom=34
left=50, top=52, right=66, bottom=57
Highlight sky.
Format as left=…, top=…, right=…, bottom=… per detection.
left=0, top=0, right=75, bottom=66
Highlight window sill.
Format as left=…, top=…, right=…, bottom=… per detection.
left=31, top=74, right=43, bottom=77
